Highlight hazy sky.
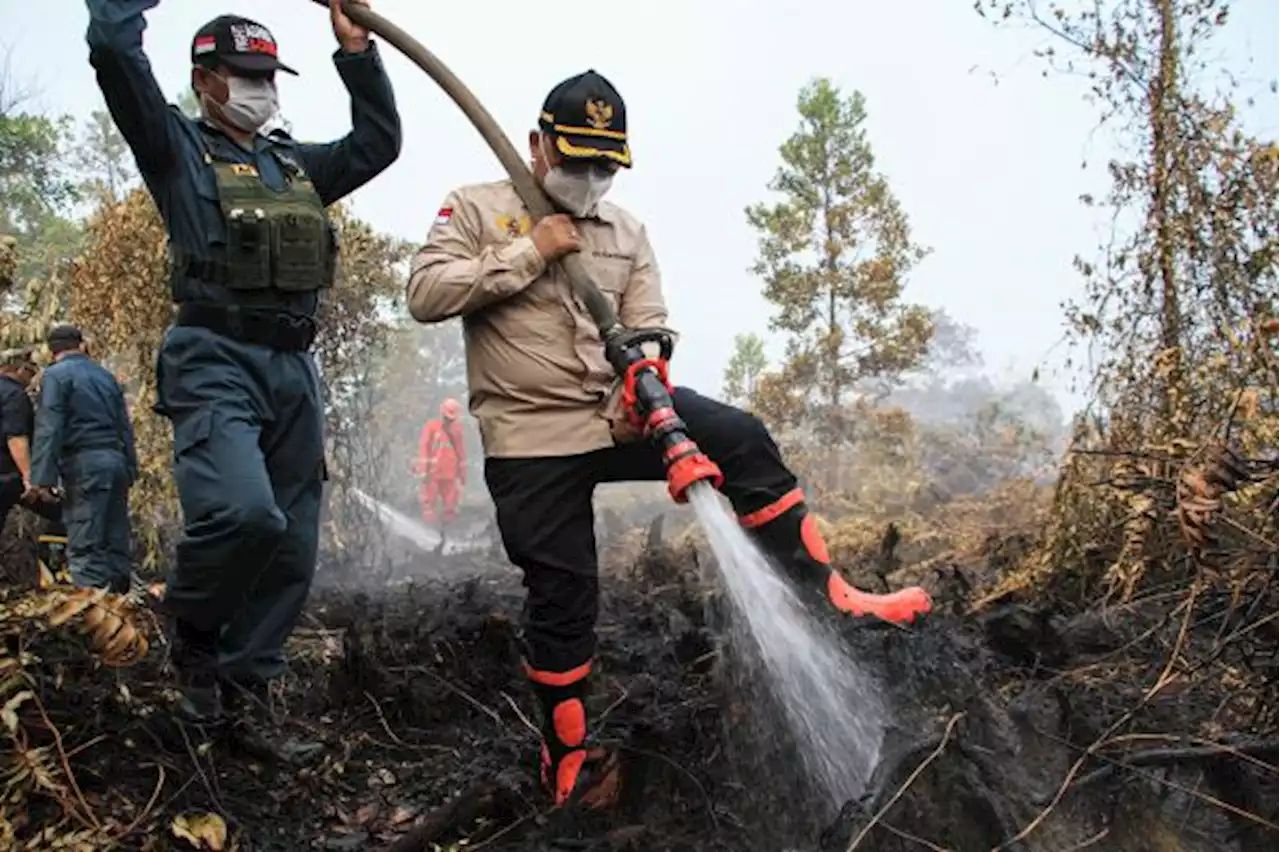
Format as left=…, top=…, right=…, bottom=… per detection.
left=10, top=1, right=1279, bottom=411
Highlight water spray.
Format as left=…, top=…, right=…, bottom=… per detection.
left=309, top=0, right=724, bottom=504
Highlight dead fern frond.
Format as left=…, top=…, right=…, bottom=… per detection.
left=1, top=689, right=71, bottom=820
left=0, top=586, right=152, bottom=670
left=1106, top=493, right=1158, bottom=601
left=1176, top=442, right=1253, bottom=554
left=43, top=588, right=150, bottom=669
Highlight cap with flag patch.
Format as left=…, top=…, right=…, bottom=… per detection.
left=192, top=15, right=297, bottom=77
left=538, top=70, right=631, bottom=168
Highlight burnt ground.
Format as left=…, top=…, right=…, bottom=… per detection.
left=2, top=515, right=1277, bottom=852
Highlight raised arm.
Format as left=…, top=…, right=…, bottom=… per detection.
left=85, top=0, right=181, bottom=178
left=292, top=44, right=402, bottom=207
left=29, top=370, right=68, bottom=489
left=406, top=192, right=547, bottom=323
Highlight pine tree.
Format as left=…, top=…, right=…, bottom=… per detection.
left=745, top=78, right=932, bottom=443
left=722, top=332, right=767, bottom=406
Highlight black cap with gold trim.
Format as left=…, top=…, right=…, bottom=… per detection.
left=538, top=70, right=631, bottom=168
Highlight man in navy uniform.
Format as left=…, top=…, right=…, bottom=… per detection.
left=29, top=325, right=137, bottom=593
left=84, top=0, right=402, bottom=752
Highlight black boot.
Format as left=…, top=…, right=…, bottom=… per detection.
left=221, top=677, right=324, bottom=766
left=169, top=619, right=222, bottom=723
left=749, top=504, right=932, bottom=625
left=528, top=664, right=621, bottom=809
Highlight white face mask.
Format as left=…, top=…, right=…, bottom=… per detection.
left=204, top=74, right=279, bottom=134
left=539, top=139, right=615, bottom=217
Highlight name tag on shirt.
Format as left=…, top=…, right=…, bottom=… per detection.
left=592, top=250, right=635, bottom=262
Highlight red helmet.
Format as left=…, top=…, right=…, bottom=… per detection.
left=440, top=397, right=462, bottom=420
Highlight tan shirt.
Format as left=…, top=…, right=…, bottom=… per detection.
left=406, top=179, right=673, bottom=458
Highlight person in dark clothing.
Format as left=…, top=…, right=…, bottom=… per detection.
left=28, top=325, right=137, bottom=593
left=84, top=0, right=402, bottom=751
left=408, top=70, right=932, bottom=808
left=0, top=350, right=63, bottom=534
left=1, top=350, right=40, bottom=526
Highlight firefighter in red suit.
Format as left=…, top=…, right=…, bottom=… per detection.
left=415, top=398, right=466, bottom=527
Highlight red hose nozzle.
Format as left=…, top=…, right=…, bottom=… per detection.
left=666, top=452, right=724, bottom=503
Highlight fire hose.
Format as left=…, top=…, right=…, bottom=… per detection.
left=307, top=0, right=723, bottom=502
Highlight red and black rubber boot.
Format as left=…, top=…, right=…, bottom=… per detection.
left=524, top=662, right=621, bottom=809
left=742, top=489, right=932, bottom=624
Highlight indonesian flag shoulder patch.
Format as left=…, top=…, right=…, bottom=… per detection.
left=434, top=207, right=453, bottom=226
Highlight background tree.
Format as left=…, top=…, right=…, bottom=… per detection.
left=745, top=77, right=933, bottom=441
left=0, top=73, right=76, bottom=239
left=745, top=77, right=933, bottom=493
left=721, top=331, right=767, bottom=407
left=977, top=0, right=1278, bottom=600
left=72, top=109, right=137, bottom=204
left=0, top=57, right=80, bottom=350
left=874, top=309, right=1066, bottom=503
left=913, top=308, right=983, bottom=381
left=887, top=309, right=1046, bottom=423
left=313, top=210, right=409, bottom=574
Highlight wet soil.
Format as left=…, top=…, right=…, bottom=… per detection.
left=2, top=519, right=1276, bottom=852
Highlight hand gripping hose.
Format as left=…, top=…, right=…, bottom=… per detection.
left=310, top=1, right=723, bottom=502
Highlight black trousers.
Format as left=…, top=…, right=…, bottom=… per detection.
left=485, top=387, right=800, bottom=674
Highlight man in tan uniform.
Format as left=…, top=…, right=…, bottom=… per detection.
left=407, top=70, right=931, bottom=809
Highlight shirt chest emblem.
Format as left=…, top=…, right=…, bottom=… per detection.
left=495, top=213, right=532, bottom=238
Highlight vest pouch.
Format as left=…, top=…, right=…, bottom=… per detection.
left=273, top=208, right=328, bottom=292
left=323, top=219, right=339, bottom=288
left=225, top=207, right=273, bottom=290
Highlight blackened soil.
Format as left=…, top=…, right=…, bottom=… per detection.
left=4, top=540, right=1276, bottom=851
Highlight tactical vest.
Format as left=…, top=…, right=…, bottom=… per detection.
left=171, top=122, right=337, bottom=299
